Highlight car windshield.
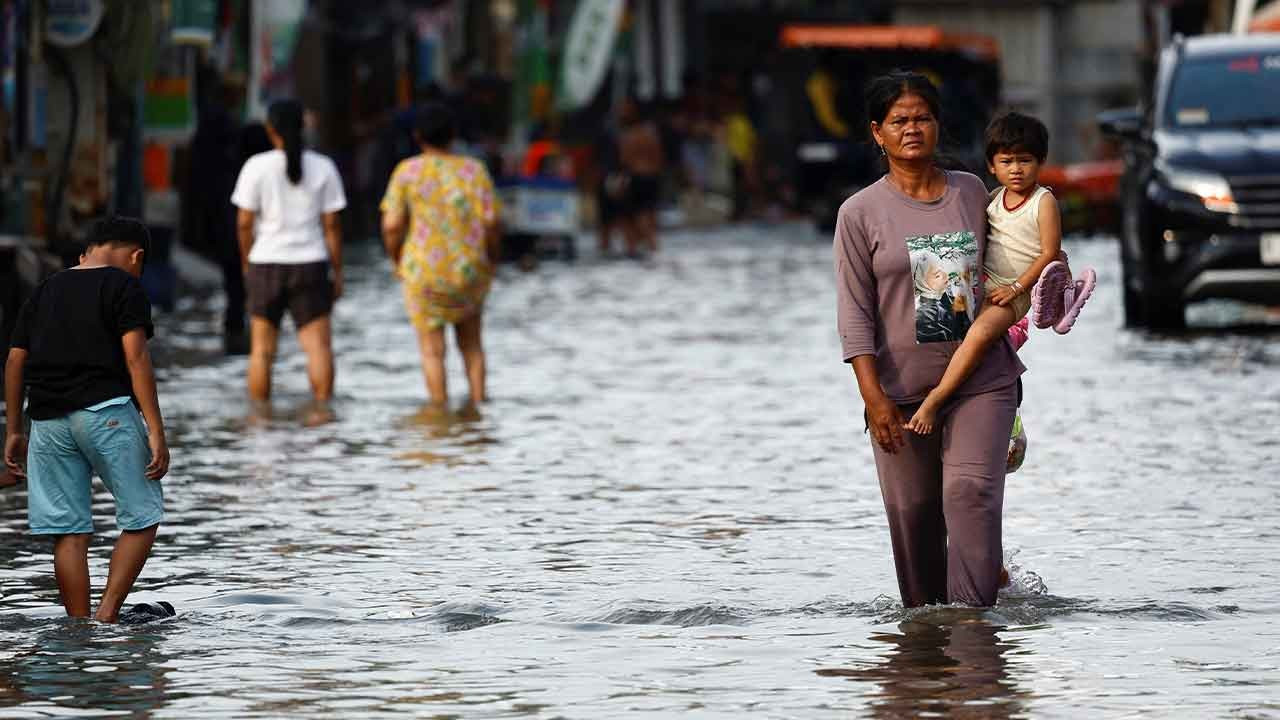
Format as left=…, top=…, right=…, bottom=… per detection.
left=1165, top=53, right=1280, bottom=129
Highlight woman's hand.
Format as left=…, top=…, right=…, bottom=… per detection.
left=865, top=392, right=907, bottom=455
left=331, top=269, right=344, bottom=301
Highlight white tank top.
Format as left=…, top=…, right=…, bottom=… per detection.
left=984, top=185, right=1051, bottom=285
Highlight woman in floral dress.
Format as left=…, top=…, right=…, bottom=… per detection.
left=380, top=104, right=499, bottom=405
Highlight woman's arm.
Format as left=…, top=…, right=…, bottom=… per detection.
left=834, top=208, right=904, bottom=452
left=322, top=211, right=343, bottom=300
left=236, top=209, right=256, bottom=274
left=852, top=355, right=905, bottom=454
left=381, top=209, right=408, bottom=270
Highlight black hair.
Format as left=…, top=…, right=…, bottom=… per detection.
left=267, top=99, right=305, bottom=184
left=864, top=71, right=942, bottom=126
left=414, top=102, right=456, bottom=149
left=984, top=111, right=1049, bottom=163
left=87, top=215, right=151, bottom=260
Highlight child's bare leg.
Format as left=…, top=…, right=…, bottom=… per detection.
left=53, top=534, right=92, bottom=618
left=906, top=303, right=1018, bottom=434
left=94, top=524, right=157, bottom=623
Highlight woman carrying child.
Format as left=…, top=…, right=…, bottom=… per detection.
left=834, top=72, right=1025, bottom=607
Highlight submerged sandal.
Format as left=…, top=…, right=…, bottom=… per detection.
left=119, top=601, right=176, bottom=625
left=1031, top=261, right=1071, bottom=329
left=1054, top=267, right=1097, bottom=335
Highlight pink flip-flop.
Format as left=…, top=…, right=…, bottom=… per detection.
left=1030, top=261, right=1071, bottom=329
left=1053, top=267, right=1097, bottom=334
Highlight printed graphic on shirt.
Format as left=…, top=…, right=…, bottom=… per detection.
left=906, top=231, right=979, bottom=344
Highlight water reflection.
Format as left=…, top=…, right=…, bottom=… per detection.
left=1, top=233, right=1275, bottom=716
left=818, top=614, right=1029, bottom=718
left=395, top=403, right=495, bottom=467
left=0, top=618, right=170, bottom=715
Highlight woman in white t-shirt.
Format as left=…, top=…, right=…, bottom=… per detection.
left=231, top=100, right=346, bottom=414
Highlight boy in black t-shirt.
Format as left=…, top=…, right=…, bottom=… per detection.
left=4, top=217, right=170, bottom=623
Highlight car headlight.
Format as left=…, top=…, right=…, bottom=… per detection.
left=1155, top=162, right=1238, bottom=213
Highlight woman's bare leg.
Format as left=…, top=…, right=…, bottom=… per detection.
left=296, top=315, right=335, bottom=403
left=247, top=318, right=279, bottom=402
left=416, top=325, right=448, bottom=406
left=454, top=314, right=487, bottom=404
left=906, top=303, right=1018, bottom=434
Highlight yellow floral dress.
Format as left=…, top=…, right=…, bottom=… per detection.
left=380, top=153, right=499, bottom=331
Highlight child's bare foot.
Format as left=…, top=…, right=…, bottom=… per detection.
left=904, top=398, right=940, bottom=434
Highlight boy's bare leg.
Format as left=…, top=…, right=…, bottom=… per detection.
left=638, top=211, right=659, bottom=253
left=622, top=218, right=640, bottom=256
left=94, top=525, right=157, bottom=623
left=247, top=318, right=279, bottom=402
left=53, top=534, right=92, bottom=618
left=906, top=303, right=1018, bottom=434
left=598, top=221, right=615, bottom=254
left=416, top=326, right=448, bottom=406
left=454, top=314, right=487, bottom=404
left=296, top=315, right=335, bottom=403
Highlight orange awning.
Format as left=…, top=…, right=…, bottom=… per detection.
left=1250, top=1, right=1280, bottom=31
left=780, top=24, right=999, bottom=60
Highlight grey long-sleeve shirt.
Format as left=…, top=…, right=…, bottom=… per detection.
left=834, top=171, right=1024, bottom=404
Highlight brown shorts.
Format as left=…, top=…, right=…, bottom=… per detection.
left=246, top=262, right=333, bottom=328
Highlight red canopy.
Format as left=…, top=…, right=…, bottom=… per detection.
left=780, top=24, right=999, bottom=61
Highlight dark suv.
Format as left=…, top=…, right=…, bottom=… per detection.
left=1099, top=34, right=1280, bottom=329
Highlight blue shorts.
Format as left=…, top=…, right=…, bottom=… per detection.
left=26, top=400, right=164, bottom=535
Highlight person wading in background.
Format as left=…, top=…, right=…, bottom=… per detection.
left=380, top=103, right=500, bottom=408
left=231, top=100, right=347, bottom=421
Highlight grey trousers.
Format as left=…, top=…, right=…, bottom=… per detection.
left=870, top=382, right=1018, bottom=608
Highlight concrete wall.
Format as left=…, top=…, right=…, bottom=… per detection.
left=894, top=0, right=1143, bottom=163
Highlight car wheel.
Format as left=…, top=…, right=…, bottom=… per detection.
left=1143, top=286, right=1187, bottom=330
left=1119, top=243, right=1144, bottom=327
left=1125, top=248, right=1186, bottom=330
left=1120, top=197, right=1187, bottom=330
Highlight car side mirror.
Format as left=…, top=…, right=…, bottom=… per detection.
left=1097, top=108, right=1144, bottom=142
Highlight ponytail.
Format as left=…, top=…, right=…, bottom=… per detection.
left=267, top=99, right=305, bottom=185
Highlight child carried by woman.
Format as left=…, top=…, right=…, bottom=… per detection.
left=906, top=111, right=1096, bottom=435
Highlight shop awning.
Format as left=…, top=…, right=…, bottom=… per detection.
left=1249, top=1, right=1280, bottom=31
left=779, top=24, right=999, bottom=61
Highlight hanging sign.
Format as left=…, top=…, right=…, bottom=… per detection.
left=45, top=0, right=104, bottom=47
left=561, top=0, right=625, bottom=110
left=171, top=0, right=218, bottom=46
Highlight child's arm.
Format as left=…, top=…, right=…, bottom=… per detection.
left=3, top=348, right=28, bottom=478
left=990, top=192, right=1062, bottom=307
left=122, top=329, right=169, bottom=480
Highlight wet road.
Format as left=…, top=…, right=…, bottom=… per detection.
left=2, top=227, right=1278, bottom=718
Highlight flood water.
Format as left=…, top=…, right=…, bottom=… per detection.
left=2, top=227, right=1278, bottom=718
